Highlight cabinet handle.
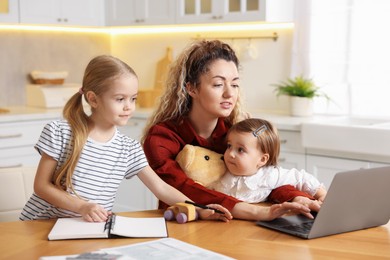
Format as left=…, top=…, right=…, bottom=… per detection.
left=0, top=163, right=23, bottom=169
left=212, top=15, right=223, bottom=19
left=279, top=158, right=286, bottom=162
left=135, top=19, right=145, bottom=23
left=0, top=133, right=22, bottom=139
left=280, top=139, right=287, bottom=144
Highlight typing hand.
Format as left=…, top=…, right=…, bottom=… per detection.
left=292, top=196, right=322, bottom=212
left=267, top=202, right=312, bottom=221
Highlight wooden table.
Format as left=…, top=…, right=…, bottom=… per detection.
left=1, top=210, right=389, bottom=260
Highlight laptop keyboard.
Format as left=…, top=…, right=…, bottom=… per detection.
left=282, top=221, right=314, bottom=233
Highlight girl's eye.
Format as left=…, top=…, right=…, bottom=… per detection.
left=227, top=144, right=232, bottom=149
left=232, top=84, right=240, bottom=88
left=214, top=83, right=223, bottom=87
left=238, top=148, right=245, bottom=153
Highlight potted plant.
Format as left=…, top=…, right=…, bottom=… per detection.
left=273, top=75, right=329, bottom=117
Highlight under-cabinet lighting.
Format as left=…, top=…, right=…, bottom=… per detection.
left=0, top=24, right=107, bottom=33
left=0, top=22, right=293, bottom=35
left=109, top=22, right=294, bottom=35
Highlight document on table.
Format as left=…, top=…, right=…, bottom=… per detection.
left=40, top=238, right=235, bottom=260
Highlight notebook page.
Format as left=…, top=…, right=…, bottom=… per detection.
left=111, top=216, right=168, bottom=238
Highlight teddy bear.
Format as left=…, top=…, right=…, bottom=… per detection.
left=175, top=144, right=226, bottom=188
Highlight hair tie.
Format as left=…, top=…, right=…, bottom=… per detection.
left=78, top=88, right=84, bottom=95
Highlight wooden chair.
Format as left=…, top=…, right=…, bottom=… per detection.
left=0, top=167, right=36, bottom=222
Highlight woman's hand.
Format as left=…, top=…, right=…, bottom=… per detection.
left=197, top=204, right=233, bottom=222
left=266, top=202, right=312, bottom=221
left=292, top=196, right=322, bottom=212
left=79, top=202, right=111, bottom=222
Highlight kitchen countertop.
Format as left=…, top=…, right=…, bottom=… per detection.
left=0, top=106, right=310, bottom=129
left=2, top=106, right=390, bottom=163
left=0, top=106, right=154, bottom=123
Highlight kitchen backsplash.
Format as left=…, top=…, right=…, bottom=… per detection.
left=0, top=30, right=110, bottom=106
left=0, top=28, right=293, bottom=113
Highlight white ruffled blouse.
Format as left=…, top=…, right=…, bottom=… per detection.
left=213, top=166, right=323, bottom=203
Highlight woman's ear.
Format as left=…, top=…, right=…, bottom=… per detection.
left=186, top=83, right=197, bottom=98
left=86, top=91, right=98, bottom=108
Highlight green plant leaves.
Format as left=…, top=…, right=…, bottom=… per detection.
left=273, top=75, right=329, bottom=99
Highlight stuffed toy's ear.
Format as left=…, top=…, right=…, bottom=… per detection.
left=175, top=144, right=194, bottom=170
left=176, top=144, right=226, bottom=188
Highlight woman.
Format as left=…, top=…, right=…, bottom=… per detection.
left=142, top=40, right=319, bottom=221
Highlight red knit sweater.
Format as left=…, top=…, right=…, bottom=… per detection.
left=143, top=117, right=312, bottom=211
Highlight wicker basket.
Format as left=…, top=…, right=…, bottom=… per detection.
left=30, top=71, right=68, bottom=85
left=32, top=78, right=65, bottom=85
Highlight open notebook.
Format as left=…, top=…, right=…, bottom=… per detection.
left=48, top=214, right=168, bottom=240
left=257, top=166, right=390, bottom=239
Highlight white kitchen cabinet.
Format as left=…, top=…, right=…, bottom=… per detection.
left=0, top=119, right=58, bottom=169
left=105, top=0, right=175, bottom=26
left=114, top=117, right=158, bottom=212
left=176, top=0, right=294, bottom=24
left=306, top=155, right=370, bottom=190
left=19, top=0, right=104, bottom=26
left=369, top=162, right=390, bottom=168
left=278, top=130, right=306, bottom=170
left=0, top=0, right=19, bottom=23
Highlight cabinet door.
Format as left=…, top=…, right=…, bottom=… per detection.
left=106, top=0, right=175, bottom=26
left=19, top=0, right=104, bottom=26
left=19, top=0, right=61, bottom=25
left=0, top=0, right=19, bottom=23
left=369, top=162, right=390, bottom=168
left=0, top=147, right=40, bottom=168
left=118, top=118, right=147, bottom=141
left=176, top=0, right=223, bottom=24
left=306, top=155, right=369, bottom=190
left=115, top=117, right=158, bottom=211
left=60, top=0, right=104, bottom=26
left=176, top=0, right=294, bottom=24
left=113, top=177, right=158, bottom=212
left=279, top=152, right=305, bottom=170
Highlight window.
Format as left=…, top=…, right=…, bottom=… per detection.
left=294, top=0, right=390, bottom=118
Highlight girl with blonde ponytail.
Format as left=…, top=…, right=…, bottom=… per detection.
left=20, top=55, right=232, bottom=223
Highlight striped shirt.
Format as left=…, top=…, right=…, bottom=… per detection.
left=19, top=120, right=148, bottom=220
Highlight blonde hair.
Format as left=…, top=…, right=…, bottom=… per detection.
left=228, top=118, right=280, bottom=166
left=53, top=55, right=137, bottom=194
left=141, top=40, right=242, bottom=144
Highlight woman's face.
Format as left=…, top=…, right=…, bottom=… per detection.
left=189, top=59, right=239, bottom=119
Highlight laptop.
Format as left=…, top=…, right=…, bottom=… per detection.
left=256, top=166, right=390, bottom=239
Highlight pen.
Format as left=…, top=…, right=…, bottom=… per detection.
left=185, top=200, right=225, bottom=214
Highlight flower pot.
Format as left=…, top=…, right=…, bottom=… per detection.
left=290, top=96, right=313, bottom=117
